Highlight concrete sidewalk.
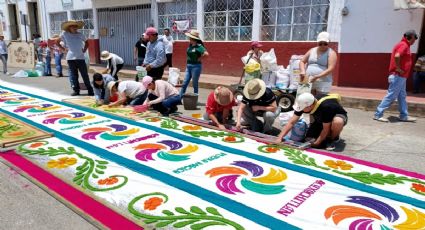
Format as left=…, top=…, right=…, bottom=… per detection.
left=88, top=65, right=425, bottom=117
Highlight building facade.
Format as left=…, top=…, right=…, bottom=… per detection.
left=0, top=0, right=423, bottom=89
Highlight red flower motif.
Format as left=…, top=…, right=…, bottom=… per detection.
left=412, top=183, right=425, bottom=193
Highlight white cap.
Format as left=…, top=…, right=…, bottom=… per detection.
left=293, top=93, right=315, bottom=112
left=317, top=31, right=330, bottom=43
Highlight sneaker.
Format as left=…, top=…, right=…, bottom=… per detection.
left=326, top=141, right=336, bottom=151
left=71, top=92, right=80, bottom=96
left=373, top=117, right=389, bottom=122
left=398, top=116, right=417, bottom=122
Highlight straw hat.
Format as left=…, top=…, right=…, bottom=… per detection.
left=50, top=34, right=60, bottom=40
left=61, top=20, right=84, bottom=31
left=185, top=30, right=202, bottom=41
left=100, top=51, right=113, bottom=61
left=243, top=79, right=266, bottom=100
left=214, top=86, right=233, bottom=106
left=107, top=81, right=117, bottom=94
left=293, top=93, right=315, bottom=112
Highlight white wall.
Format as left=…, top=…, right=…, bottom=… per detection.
left=339, top=0, right=423, bottom=53
left=92, top=0, right=150, bottom=8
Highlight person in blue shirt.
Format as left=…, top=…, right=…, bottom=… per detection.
left=92, top=73, right=115, bottom=105
left=142, top=27, right=166, bottom=81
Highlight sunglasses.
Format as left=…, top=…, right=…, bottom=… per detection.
left=318, top=42, right=328, bottom=46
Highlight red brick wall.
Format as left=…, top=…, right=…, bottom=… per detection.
left=338, top=53, right=415, bottom=90
left=172, top=41, right=338, bottom=77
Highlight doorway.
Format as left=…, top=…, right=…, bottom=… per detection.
left=27, top=2, right=40, bottom=37
left=8, top=4, right=20, bottom=40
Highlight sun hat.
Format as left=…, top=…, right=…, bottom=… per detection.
left=145, top=27, right=158, bottom=36
left=316, top=31, right=330, bottom=43
left=107, top=81, right=117, bottom=94
left=243, top=79, right=266, bottom=100
left=214, top=86, right=234, bottom=106
left=50, top=34, right=60, bottom=40
left=251, top=41, right=263, bottom=48
left=185, top=30, right=202, bottom=41
left=100, top=51, right=113, bottom=61
left=142, top=76, right=153, bottom=88
left=61, top=20, right=84, bottom=31
left=293, top=93, right=315, bottom=112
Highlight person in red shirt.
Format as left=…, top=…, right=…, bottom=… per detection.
left=203, top=86, right=236, bottom=130
left=374, top=30, right=418, bottom=122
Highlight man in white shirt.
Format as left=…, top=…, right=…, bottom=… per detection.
left=163, top=28, right=174, bottom=68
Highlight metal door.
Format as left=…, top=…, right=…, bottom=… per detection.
left=97, top=4, right=151, bottom=67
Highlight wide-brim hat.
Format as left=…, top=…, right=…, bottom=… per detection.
left=185, top=30, right=202, bottom=41
left=107, top=81, right=117, bottom=94
left=243, top=79, right=266, bottom=100
left=61, top=20, right=84, bottom=31
left=214, top=86, right=234, bottom=106
left=100, top=51, right=112, bottom=61
left=50, top=34, right=60, bottom=40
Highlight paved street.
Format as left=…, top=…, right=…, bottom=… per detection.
left=1, top=69, right=425, bottom=229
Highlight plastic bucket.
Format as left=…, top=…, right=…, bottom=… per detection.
left=182, top=93, right=198, bottom=110
left=136, top=66, right=147, bottom=78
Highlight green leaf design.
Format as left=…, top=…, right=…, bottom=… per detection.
left=173, top=220, right=199, bottom=228
left=95, top=168, right=105, bottom=174
left=191, top=221, right=227, bottom=230
left=160, top=118, right=180, bottom=130
left=162, top=210, right=174, bottom=216
left=128, top=193, right=244, bottom=230
left=206, top=207, right=222, bottom=217
left=190, top=206, right=207, bottom=215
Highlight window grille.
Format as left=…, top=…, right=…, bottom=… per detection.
left=204, top=0, right=253, bottom=41
left=261, top=0, right=330, bottom=41
left=71, top=10, right=94, bottom=38
left=49, top=12, right=68, bottom=37
left=158, top=0, right=197, bottom=41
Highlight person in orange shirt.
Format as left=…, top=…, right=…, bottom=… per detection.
left=203, top=86, right=236, bottom=130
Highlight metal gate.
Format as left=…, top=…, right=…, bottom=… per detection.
left=97, top=5, right=151, bottom=67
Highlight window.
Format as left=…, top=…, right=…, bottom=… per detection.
left=71, top=10, right=94, bottom=38
left=204, top=0, right=253, bottom=41
left=49, top=12, right=67, bottom=37
left=261, top=0, right=330, bottom=41
left=158, top=0, right=197, bottom=41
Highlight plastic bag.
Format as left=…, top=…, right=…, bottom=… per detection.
left=168, top=67, right=180, bottom=86
left=244, top=62, right=261, bottom=74
left=12, top=70, right=29, bottom=78
left=288, top=55, right=303, bottom=89
left=244, top=71, right=261, bottom=84
left=260, top=48, right=278, bottom=72
left=262, top=71, right=276, bottom=88
left=26, top=70, right=40, bottom=77
left=290, top=119, right=308, bottom=142
left=275, top=66, right=290, bottom=89
left=296, top=83, right=312, bottom=98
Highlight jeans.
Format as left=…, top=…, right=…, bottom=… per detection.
left=68, top=59, right=93, bottom=93
left=54, top=53, right=63, bottom=76
left=148, top=94, right=181, bottom=114
left=166, top=53, right=173, bottom=67
left=137, top=57, right=144, bottom=66
left=375, top=74, right=408, bottom=119
left=180, top=63, right=202, bottom=96
left=413, top=71, right=425, bottom=93
left=0, top=54, right=7, bottom=73
left=110, top=63, right=123, bottom=80
left=44, top=56, right=52, bottom=75
left=129, top=91, right=148, bottom=106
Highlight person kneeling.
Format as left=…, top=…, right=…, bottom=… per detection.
left=203, top=86, right=236, bottom=130
left=236, top=79, right=280, bottom=134
left=106, top=80, right=148, bottom=107
left=276, top=93, right=348, bottom=151
left=142, top=76, right=181, bottom=116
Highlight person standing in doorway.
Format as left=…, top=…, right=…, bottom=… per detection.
left=57, top=20, right=94, bottom=96
left=100, top=50, right=124, bottom=80
left=163, top=28, right=174, bottom=68
left=143, top=27, right=166, bottom=80
left=134, top=33, right=148, bottom=66
left=0, top=35, right=10, bottom=75
left=180, top=30, right=209, bottom=97
left=374, top=30, right=418, bottom=122
left=413, top=54, right=425, bottom=94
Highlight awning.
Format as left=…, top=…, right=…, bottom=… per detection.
left=395, top=0, right=425, bottom=10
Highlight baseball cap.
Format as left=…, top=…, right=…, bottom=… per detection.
left=317, top=32, right=330, bottom=43
left=293, top=93, right=315, bottom=112
left=145, top=27, right=158, bottom=36
left=251, top=41, right=263, bottom=48
left=142, top=76, right=153, bottom=88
